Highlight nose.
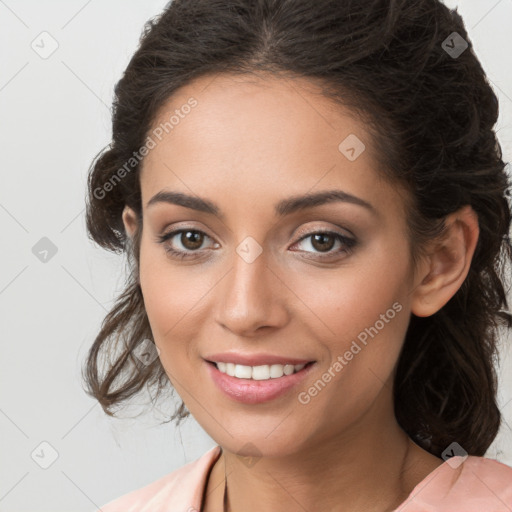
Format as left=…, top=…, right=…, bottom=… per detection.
left=214, top=243, right=289, bottom=336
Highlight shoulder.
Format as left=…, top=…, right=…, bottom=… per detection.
left=399, top=455, right=512, bottom=511
left=93, top=445, right=221, bottom=512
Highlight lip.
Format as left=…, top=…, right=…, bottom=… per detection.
left=205, top=359, right=316, bottom=404
left=204, top=352, right=314, bottom=366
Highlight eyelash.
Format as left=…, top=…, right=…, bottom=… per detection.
left=156, top=227, right=357, bottom=262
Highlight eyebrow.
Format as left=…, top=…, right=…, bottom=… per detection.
left=146, top=189, right=377, bottom=218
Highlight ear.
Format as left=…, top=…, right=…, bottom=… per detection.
left=410, top=205, right=479, bottom=317
left=122, top=206, right=139, bottom=239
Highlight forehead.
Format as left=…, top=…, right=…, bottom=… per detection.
left=139, top=72, right=401, bottom=220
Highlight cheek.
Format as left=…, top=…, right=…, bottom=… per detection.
left=287, top=238, right=412, bottom=405
left=138, top=243, right=195, bottom=344
left=288, top=240, right=411, bottom=343
left=138, top=242, right=222, bottom=366
left=291, top=270, right=409, bottom=431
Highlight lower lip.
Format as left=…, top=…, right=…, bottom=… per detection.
left=205, top=360, right=316, bottom=404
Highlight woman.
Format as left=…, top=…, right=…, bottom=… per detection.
left=84, top=0, right=512, bottom=510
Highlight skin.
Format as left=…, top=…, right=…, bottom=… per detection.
left=122, top=72, right=480, bottom=512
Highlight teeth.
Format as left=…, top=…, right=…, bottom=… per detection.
left=215, top=362, right=307, bottom=380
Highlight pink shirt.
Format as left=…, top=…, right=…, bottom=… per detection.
left=95, top=445, right=512, bottom=511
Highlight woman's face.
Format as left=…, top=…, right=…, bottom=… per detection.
left=124, top=73, right=421, bottom=456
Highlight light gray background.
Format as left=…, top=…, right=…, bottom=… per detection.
left=1, top=1, right=511, bottom=511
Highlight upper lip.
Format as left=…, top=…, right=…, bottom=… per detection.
left=205, top=352, right=315, bottom=366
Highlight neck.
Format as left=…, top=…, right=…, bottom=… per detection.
left=223, top=435, right=411, bottom=511
left=207, top=388, right=441, bottom=512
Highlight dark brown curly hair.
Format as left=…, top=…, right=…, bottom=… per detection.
left=82, top=0, right=512, bottom=458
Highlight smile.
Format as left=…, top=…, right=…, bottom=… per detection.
left=205, top=360, right=316, bottom=404
left=211, top=361, right=309, bottom=380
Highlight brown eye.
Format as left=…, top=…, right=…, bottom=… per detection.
left=156, top=228, right=218, bottom=260
left=179, top=230, right=204, bottom=250
left=310, top=233, right=336, bottom=252
left=291, top=230, right=357, bottom=260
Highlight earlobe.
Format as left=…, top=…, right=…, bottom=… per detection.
left=122, top=206, right=138, bottom=239
left=411, top=205, right=479, bottom=318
